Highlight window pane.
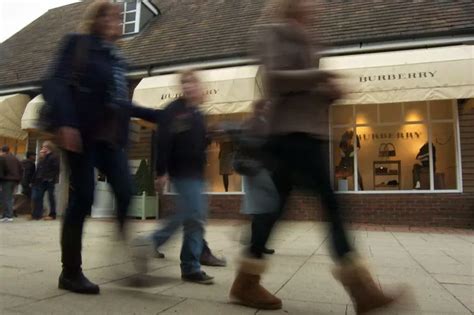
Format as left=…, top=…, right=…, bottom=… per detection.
left=125, top=1, right=137, bottom=11
left=404, top=102, right=427, bottom=122
left=205, top=140, right=242, bottom=192
left=432, top=122, right=457, bottom=189
left=331, top=105, right=353, bottom=126
left=356, top=104, right=377, bottom=125
left=379, top=103, right=402, bottom=123
left=332, top=128, right=356, bottom=191
left=125, top=12, right=136, bottom=22
left=124, top=23, right=136, bottom=34
left=430, top=100, right=453, bottom=120
left=203, top=114, right=246, bottom=193
left=356, top=124, right=428, bottom=190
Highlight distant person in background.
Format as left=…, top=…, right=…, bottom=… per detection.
left=32, top=141, right=60, bottom=220
left=21, top=151, right=37, bottom=199
left=12, top=151, right=37, bottom=217
left=0, top=145, right=23, bottom=222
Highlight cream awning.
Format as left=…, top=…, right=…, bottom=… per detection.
left=133, top=65, right=262, bottom=115
left=0, top=94, right=30, bottom=140
left=22, top=94, right=142, bottom=143
left=320, top=45, right=474, bottom=105
left=21, top=94, right=44, bottom=131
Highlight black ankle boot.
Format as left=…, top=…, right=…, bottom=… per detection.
left=262, top=247, right=275, bottom=255
left=58, top=270, right=100, bottom=294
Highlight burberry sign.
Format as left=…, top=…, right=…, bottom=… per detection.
left=160, top=88, right=219, bottom=101
left=359, top=71, right=436, bottom=83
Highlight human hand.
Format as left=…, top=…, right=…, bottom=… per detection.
left=57, top=127, right=82, bottom=153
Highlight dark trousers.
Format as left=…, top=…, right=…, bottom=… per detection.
left=32, top=181, right=56, bottom=219
left=61, top=142, right=132, bottom=275
left=250, top=133, right=352, bottom=260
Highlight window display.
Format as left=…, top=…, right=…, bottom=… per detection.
left=331, top=101, right=459, bottom=192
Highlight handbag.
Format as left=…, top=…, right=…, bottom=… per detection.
left=378, top=143, right=396, bottom=157
left=232, top=134, right=265, bottom=177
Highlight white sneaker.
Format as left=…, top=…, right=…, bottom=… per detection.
left=6, top=218, right=13, bottom=222
left=0, top=217, right=8, bottom=222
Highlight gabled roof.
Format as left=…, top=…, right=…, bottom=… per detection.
left=1, top=0, right=473, bottom=89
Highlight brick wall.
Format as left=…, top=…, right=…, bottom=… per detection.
left=159, top=103, right=474, bottom=229
left=128, top=127, right=153, bottom=161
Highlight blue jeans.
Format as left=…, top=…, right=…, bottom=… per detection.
left=0, top=181, right=15, bottom=218
left=32, top=181, right=56, bottom=219
left=61, top=142, right=133, bottom=274
left=152, top=178, right=207, bottom=275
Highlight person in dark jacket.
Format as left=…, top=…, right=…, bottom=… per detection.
left=150, top=110, right=226, bottom=267
left=32, top=141, right=60, bottom=220
left=21, top=151, right=36, bottom=199
left=48, top=1, right=158, bottom=294
left=0, top=145, right=23, bottom=222
left=133, top=70, right=214, bottom=285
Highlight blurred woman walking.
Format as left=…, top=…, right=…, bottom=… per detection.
left=229, top=0, right=407, bottom=313
left=44, top=0, right=157, bottom=294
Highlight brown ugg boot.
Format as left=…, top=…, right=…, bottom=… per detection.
left=229, top=257, right=282, bottom=310
left=333, top=253, right=399, bottom=314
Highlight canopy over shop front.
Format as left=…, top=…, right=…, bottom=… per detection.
left=21, top=94, right=142, bottom=142
left=21, top=94, right=44, bottom=131
left=133, top=65, right=262, bottom=115
left=320, top=45, right=474, bottom=105
left=0, top=94, right=30, bottom=140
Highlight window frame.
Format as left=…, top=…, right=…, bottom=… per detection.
left=120, top=0, right=142, bottom=35
left=329, top=100, right=463, bottom=194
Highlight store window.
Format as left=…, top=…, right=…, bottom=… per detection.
left=331, top=101, right=459, bottom=192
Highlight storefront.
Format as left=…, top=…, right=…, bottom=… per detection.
left=132, top=47, right=473, bottom=228
left=321, top=45, right=473, bottom=194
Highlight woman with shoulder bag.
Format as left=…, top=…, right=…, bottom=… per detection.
left=48, top=0, right=158, bottom=294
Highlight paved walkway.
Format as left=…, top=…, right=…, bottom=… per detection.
left=1, top=218, right=473, bottom=314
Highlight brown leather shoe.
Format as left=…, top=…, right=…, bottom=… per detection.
left=229, top=257, right=282, bottom=310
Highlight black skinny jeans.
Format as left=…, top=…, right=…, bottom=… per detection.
left=250, top=133, right=352, bottom=260
left=61, top=142, right=132, bottom=275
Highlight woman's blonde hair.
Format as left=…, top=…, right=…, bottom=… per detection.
left=78, top=0, right=117, bottom=34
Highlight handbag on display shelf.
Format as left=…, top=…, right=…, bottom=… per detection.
left=378, top=143, right=396, bottom=157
